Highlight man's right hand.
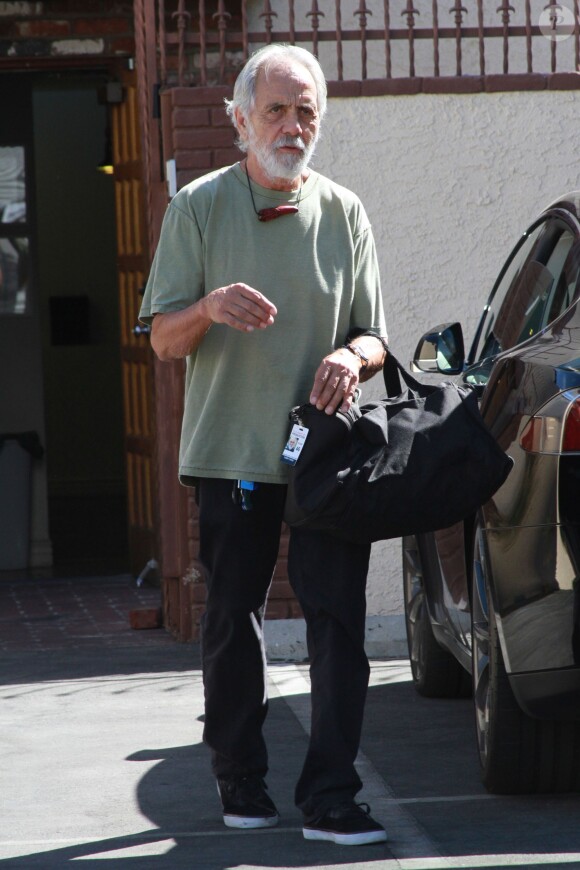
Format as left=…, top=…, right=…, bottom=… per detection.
left=202, top=283, right=277, bottom=333
left=150, top=283, right=277, bottom=361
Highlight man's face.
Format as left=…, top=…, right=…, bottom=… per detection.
left=237, top=60, right=320, bottom=183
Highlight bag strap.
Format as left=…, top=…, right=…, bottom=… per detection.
left=383, top=352, right=401, bottom=397
left=382, top=351, right=425, bottom=397
left=349, top=331, right=423, bottom=398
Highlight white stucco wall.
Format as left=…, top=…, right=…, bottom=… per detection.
left=308, top=88, right=579, bottom=637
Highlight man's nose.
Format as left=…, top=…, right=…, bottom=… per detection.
left=282, top=109, right=302, bottom=135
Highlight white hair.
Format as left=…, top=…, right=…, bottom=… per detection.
left=224, top=44, right=327, bottom=151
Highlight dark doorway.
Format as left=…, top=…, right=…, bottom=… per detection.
left=0, top=71, right=129, bottom=576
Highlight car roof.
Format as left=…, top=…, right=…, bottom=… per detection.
left=542, top=191, right=580, bottom=221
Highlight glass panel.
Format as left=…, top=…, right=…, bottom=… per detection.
left=544, top=241, right=580, bottom=326
left=484, top=222, right=575, bottom=354
left=0, top=237, right=29, bottom=314
left=470, top=222, right=546, bottom=364
left=465, top=219, right=580, bottom=388
left=512, top=229, right=575, bottom=344
left=0, top=146, right=26, bottom=223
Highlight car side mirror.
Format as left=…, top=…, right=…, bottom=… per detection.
left=413, top=322, right=465, bottom=374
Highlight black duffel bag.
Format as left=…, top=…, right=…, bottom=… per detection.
left=283, top=351, right=513, bottom=543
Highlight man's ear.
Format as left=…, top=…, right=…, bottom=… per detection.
left=234, top=107, right=249, bottom=145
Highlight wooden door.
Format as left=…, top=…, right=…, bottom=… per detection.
left=111, top=69, right=157, bottom=577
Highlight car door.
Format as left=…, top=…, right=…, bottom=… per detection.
left=438, top=213, right=580, bottom=644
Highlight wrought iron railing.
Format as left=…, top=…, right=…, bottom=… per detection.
left=152, top=0, right=580, bottom=86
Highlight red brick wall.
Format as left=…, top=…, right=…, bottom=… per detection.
left=0, top=10, right=299, bottom=639
left=162, top=85, right=239, bottom=190
left=0, top=0, right=134, bottom=60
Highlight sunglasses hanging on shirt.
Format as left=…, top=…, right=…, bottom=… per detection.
left=245, top=163, right=302, bottom=222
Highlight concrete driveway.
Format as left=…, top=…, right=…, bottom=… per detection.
left=1, top=573, right=580, bottom=869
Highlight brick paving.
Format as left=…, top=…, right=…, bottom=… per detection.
left=0, top=572, right=171, bottom=652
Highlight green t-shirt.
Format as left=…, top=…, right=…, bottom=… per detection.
left=139, top=163, right=386, bottom=485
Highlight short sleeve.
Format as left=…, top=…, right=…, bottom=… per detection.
left=139, top=200, right=204, bottom=325
left=349, top=224, right=387, bottom=341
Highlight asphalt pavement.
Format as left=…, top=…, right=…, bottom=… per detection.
left=2, top=573, right=580, bottom=869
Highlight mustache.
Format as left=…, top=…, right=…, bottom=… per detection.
left=273, top=135, right=306, bottom=151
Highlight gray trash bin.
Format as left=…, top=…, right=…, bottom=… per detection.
left=0, top=433, right=43, bottom=570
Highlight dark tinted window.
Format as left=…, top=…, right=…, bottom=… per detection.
left=471, top=219, right=578, bottom=365
left=545, top=239, right=580, bottom=325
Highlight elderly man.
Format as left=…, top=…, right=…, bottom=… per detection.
left=139, top=44, right=388, bottom=846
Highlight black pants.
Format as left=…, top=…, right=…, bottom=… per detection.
left=197, top=478, right=371, bottom=819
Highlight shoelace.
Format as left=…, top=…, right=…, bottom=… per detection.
left=328, top=801, right=372, bottom=820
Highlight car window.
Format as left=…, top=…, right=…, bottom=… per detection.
left=469, top=219, right=578, bottom=369
left=545, top=240, right=580, bottom=325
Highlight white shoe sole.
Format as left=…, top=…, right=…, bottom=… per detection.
left=303, top=827, right=387, bottom=845
left=224, top=814, right=279, bottom=829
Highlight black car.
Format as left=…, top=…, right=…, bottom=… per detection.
left=403, top=191, right=580, bottom=794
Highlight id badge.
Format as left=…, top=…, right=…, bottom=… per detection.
left=281, top=423, right=309, bottom=466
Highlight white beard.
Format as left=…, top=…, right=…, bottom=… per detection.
left=246, top=122, right=318, bottom=183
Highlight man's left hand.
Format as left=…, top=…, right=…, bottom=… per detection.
left=309, top=349, right=361, bottom=415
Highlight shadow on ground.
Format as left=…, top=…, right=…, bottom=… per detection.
left=2, top=639, right=580, bottom=868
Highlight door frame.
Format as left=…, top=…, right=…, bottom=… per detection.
left=0, top=54, right=191, bottom=587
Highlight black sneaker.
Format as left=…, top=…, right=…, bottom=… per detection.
left=303, top=802, right=387, bottom=846
left=217, top=775, right=279, bottom=829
